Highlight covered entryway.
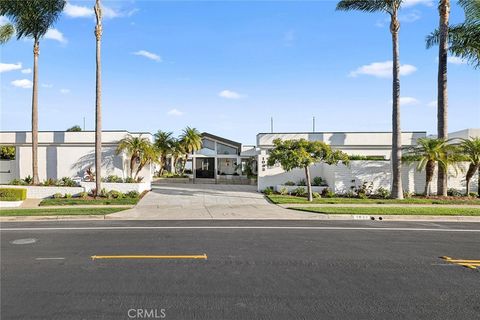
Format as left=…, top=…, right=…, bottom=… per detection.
left=195, top=157, right=215, bottom=179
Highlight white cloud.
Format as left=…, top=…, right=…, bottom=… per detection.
left=42, top=83, right=53, bottom=88
left=133, top=50, right=162, bottom=62
left=448, top=56, right=467, bottom=65
left=60, top=88, right=70, bottom=94
left=218, top=90, right=244, bottom=99
left=399, top=97, right=419, bottom=106
left=45, top=28, right=67, bottom=44
left=427, top=100, right=437, bottom=108
left=349, top=61, right=417, bottom=78
left=64, top=3, right=93, bottom=18
left=21, top=68, right=32, bottom=74
left=167, top=108, right=184, bottom=116
left=399, top=10, right=421, bottom=23
left=402, top=0, right=434, bottom=8
left=11, top=79, right=33, bottom=89
left=0, top=62, right=22, bottom=73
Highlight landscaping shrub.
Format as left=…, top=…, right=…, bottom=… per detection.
left=293, top=187, right=306, bottom=197
left=262, top=187, right=274, bottom=195
left=124, top=177, right=136, bottom=183
left=297, top=179, right=306, bottom=186
left=279, top=187, right=289, bottom=195
left=321, top=188, right=335, bottom=198
left=79, top=192, right=88, bottom=199
left=59, top=177, right=78, bottom=187
left=312, top=192, right=321, bottom=199
left=0, top=146, right=15, bottom=160
left=107, top=190, right=124, bottom=199
left=447, top=188, right=463, bottom=197
left=348, top=155, right=386, bottom=161
left=403, top=191, right=414, bottom=199
left=312, top=177, right=323, bottom=186
left=354, top=182, right=373, bottom=199
left=9, top=178, right=27, bottom=186
left=100, top=188, right=108, bottom=198
left=53, top=193, right=63, bottom=199
left=23, top=175, right=33, bottom=185
left=103, top=175, right=123, bottom=183
left=0, top=188, right=27, bottom=201
left=468, top=192, right=479, bottom=198
left=375, top=187, right=390, bottom=199
left=64, top=193, right=73, bottom=199
left=284, top=181, right=295, bottom=186
left=43, top=178, right=57, bottom=186
left=124, top=191, right=140, bottom=199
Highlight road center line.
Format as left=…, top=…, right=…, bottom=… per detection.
left=91, top=254, right=207, bottom=260
left=35, top=257, right=65, bottom=260
left=1, top=226, right=480, bottom=232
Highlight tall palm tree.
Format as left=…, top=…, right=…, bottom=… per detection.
left=134, top=144, right=160, bottom=180
left=0, top=23, right=14, bottom=44
left=427, top=0, right=480, bottom=68
left=1, top=0, right=66, bottom=184
left=458, top=138, right=480, bottom=196
left=154, top=130, right=175, bottom=176
left=404, top=138, right=456, bottom=196
left=179, top=127, right=202, bottom=174
left=336, top=0, right=404, bottom=199
left=116, top=134, right=152, bottom=178
left=94, top=0, right=102, bottom=195
left=170, top=139, right=185, bottom=174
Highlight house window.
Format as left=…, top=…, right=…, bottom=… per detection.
left=202, top=138, right=215, bottom=151
left=217, top=143, right=237, bottom=155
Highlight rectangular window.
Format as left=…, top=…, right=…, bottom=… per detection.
left=217, top=143, right=237, bottom=155
left=202, top=138, right=215, bottom=151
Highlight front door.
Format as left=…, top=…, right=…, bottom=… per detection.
left=195, top=158, right=215, bottom=179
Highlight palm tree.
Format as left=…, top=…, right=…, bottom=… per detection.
left=170, top=139, right=185, bottom=174
left=154, top=130, right=175, bottom=176
left=404, top=138, right=456, bottom=196
left=427, top=0, right=480, bottom=68
left=94, top=0, right=102, bottom=195
left=336, top=0, right=404, bottom=199
left=1, top=0, right=66, bottom=184
left=179, top=127, right=202, bottom=174
left=116, top=135, right=152, bottom=178
left=134, top=144, right=160, bottom=180
left=458, top=138, right=480, bottom=196
left=0, top=23, right=14, bottom=44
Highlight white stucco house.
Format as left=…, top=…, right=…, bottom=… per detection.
left=0, top=130, right=154, bottom=185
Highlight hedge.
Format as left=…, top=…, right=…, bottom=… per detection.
left=0, top=188, right=27, bottom=201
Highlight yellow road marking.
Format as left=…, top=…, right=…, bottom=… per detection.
left=91, top=254, right=207, bottom=260
left=440, top=256, right=479, bottom=270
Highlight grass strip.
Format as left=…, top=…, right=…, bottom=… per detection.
left=39, top=198, right=139, bottom=206
left=291, top=206, right=480, bottom=216
left=0, top=207, right=128, bottom=216
left=267, top=195, right=480, bottom=205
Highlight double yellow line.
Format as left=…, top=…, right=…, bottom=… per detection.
left=441, top=256, right=480, bottom=270
left=91, top=254, right=208, bottom=260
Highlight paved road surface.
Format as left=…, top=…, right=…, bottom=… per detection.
left=1, top=220, right=479, bottom=319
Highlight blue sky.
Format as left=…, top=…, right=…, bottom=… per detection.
left=1, top=0, right=479, bottom=145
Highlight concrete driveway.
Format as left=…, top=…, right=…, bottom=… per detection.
left=109, top=183, right=321, bottom=220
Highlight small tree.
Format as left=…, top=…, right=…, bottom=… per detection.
left=179, top=127, right=202, bottom=174
left=116, top=134, right=152, bottom=178
left=458, top=137, right=480, bottom=196
left=267, top=139, right=349, bottom=201
left=154, top=130, right=175, bottom=176
left=66, top=125, right=82, bottom=132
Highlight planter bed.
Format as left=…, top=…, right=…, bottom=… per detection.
left=275, top=185, right=328, bottom=194
left=0, top=185, right=84, bottom=199
left=153, top=177, right=192, bottom=184
left=80, top=182, right=150, bottom=193
left=217, top=176, right=257, bottom=185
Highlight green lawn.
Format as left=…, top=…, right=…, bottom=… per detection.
left=292, top=206, right=480, bottom=216
left=267, top=194, right=480, bottom=205
left=39, top=198, right=139, bottom=206
left=0, top=207, right=128, bottom=216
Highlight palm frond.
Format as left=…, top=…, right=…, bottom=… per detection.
left=336, top=0, right=390, bottom=13
left=0, top=23, right=14, bottom=44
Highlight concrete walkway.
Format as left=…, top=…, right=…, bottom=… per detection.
left=108, top=184, right=321, bottom=220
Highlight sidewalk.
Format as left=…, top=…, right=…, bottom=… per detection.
left=280, top=203, right=480, bottom=208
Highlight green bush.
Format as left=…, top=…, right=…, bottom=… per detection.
left=284, top=181, right=295, bottom=186
left=468, top=192, right=478, bottom=198
left=107, top=190, right=124, bottom=199
left=0, top=146, right=16, bottom=160
left=312, top=177, right=323, bottom=186
left=279, top=187, right=289, bottom=195
left=9, top=178, right=27, bottom=186
left=312, top=192, right=321, bottom=199
left=374, top=187, right=390, bottom=199
left=124, top=177, right=136, bottom=183
left=23, top=175, right=33, bottom=185
left=64, top=193, right=73, bottom=199
left=321, top=188, right=335, bottom=198
left=293, top=187, right=306, bottom=197
left=349, top=155, right=386, bottom=161
left=103, top=175, right=124, bottom=183
left=43, top=178, right=57, bottom=186
left=263, top=187, right=274, bottom=195
left=79, top=191, right=89, bottom=199
left=124, top=191, right=140, bottom=199
left=447, top=188, right=463, bottom=197
left=297, top=179, right=306, bottom=186
left=0, top=188, right=27, bottom=201
left=53, top=193, right=63, bottom=199
left=58, top=177, right=78, bottom=187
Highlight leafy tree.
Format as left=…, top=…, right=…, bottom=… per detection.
left=94, top=0, right=103, bottom=195
left=0, top=23, right=14, bottom=44
left=154, top=130, right=175, bottom=175
left=458, top=137, right=480, bottom=196
left=1, top=0, right=66, bottom=184
left=427, top=0, right=480, bottom=68
left=66, top=125, right=82, bottom=132
left=336, top=0, right=405, bottom=199
left=267, top=139, right=349, bottom=201
left=0, top=146, right=16, bottom=160
left=179, top=127, right=202, bottom=174
left=116, top=135, right=153, bottom=178
left=403, top=138, right=458, bottom=196
left=170, top=139, right=186, bottom=174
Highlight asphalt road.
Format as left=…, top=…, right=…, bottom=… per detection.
left=1, top=220, right=479, bottom=319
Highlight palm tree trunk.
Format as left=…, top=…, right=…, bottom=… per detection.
left=94, top=0, right=102, bottom=196
left=305, top=166, right=313, bottom=202
left=390, top=13, right=404, bottom=199
left=31, top=39, right=40, bottom=185
left=465, top=163, right=479, bottom=196
left=130, top=156, right=135, bottom=178
left=425, top=160, right=435, bottom=196
left=437, top=0, right=450, bottom=196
